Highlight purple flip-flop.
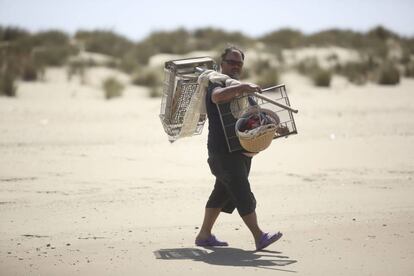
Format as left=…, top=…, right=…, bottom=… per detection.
left=195, top=235, right=229, bottom=247
left=256, top=232, right=283, bottom=251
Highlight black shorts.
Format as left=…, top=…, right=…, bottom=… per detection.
left=206, top=152, right=256, bottom=216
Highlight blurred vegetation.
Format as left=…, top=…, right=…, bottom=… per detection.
left=248, top=59, right=280, bottom=87
left=102, top=77, right=124, bottom=99
left=0, top=69, right=17, bottom=96
left=255, top=67, right=279, bottom=88
left=131, top=68, right=161, bottom=87
left=1, top=26, right=77, bottom=96
left=312, top=68, right=332, bottom=87
left=192, top=28, right=254, bottom=51
left=1, top=24, right=413, bottom=97
left=377, top=63, right=400, bottom=85
left=149, top=86, right=163, bottom=98
left=334, top=58, right=377, bottom=85
left=75, top=30, right=133, bottom=57
left=260, top=28, right=304, bottom=49
left=67, top=59, right=88, bottom=83
left=296, top=58, right=331, bottom=87
left=405, top=63, right=414, bottom=77
left=144, top=28, right=192, bottom=54
left=296, top=58, right=319, bottom=76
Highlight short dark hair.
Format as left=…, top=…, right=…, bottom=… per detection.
left=221, top=45, right=245, bottom=62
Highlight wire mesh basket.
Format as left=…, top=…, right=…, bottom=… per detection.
left=217, top=84, right=298, bottom=152
left=160, top=57, right=216, bottom=142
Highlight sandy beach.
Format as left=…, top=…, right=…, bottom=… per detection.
left=1, top=68, right=414, bottom=275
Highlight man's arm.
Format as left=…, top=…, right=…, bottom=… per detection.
left=211, top=83, right=261, bottom=104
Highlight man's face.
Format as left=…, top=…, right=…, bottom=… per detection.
left=221, top=50, right=244, bottom=80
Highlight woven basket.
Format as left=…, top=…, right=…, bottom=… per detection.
left=235, top=107, right=279, bottom=153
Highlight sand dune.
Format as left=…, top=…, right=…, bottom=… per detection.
left=0, top=68, right=413, bottom=275
left=282, top=46, right=361, bottom=68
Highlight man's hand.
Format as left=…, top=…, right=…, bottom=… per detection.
left=242, top=83, right=261, bottom=94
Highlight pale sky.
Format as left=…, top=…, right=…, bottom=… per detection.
left=1, top=0, right=413, bottom=41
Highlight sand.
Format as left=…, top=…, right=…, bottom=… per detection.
left=0, top=68, right=413, bottom=275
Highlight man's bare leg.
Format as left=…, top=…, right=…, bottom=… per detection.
left=242, top=211, right=264, bottom=243
left=196, top=208, right=222, bottom=241
left=242, top=211, right=283, bottom=250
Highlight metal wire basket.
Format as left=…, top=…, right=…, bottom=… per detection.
left=217, top=84, right=298, bottom=152
left=160, top=57, right=216, bottom=142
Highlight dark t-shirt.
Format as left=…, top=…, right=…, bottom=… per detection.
left=206, top=81, right=228, bottom=154
left=206, top=81, right=244, bottom=154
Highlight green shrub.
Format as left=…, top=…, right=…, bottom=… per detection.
left=377, top=64, right=400, bottom=85
left=336, top=60, right=376, bottom=85
left=296, top=59, right=331, bottom=87
left=16, top=30, right=75, bottom=67
left=255, top=67, right=279, bottom=88
left=119, top=54, right=139, bottom=74
left=312, top=68, right=332, bottom=87
left=149, top=86, right=162, bottom=98
left=367, top=26, right=399, bottom=41
left=144, top=28, right=192, bottom=54
left=399, top=52, right=411, bottom=65
left=104, top=59, right=119, bottom=69
left=260, top=28, right=304, bottom=48
left=67, top=60, right=86, bottom=82
left=21, top=61, right=38, bottom=81
left=296, top=58, right=319, bottom=75
left=193, top=27, right=254, bottom=51
left=405, top=62, right=414, bottom=78
left=0, top=70, right=17, bottom=97
left=0, top=26, right=30, bottom=41
left=32, top=46, right=73, bottom=66
left=247, top=59, right=281, bottom=87
left=29, top=30, right=71, bottom=46
left=131, top=69, right=161, bottom=87
left=102, top=77, right=124, bottom=99
left=306, top=29, right=363, bottom=48
left=263, top=46, right=284, bottom=65
left=75, top=30, right=134, bottom=58
left=252, top=59, right=271, bottom=76
left=132, top=42, right=155, bottom=65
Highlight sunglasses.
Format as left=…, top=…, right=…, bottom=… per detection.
left=223, top=59, right=244, bottom=66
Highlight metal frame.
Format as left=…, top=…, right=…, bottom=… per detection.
left=217, top=84, right=298, bottom=152
left=160, top=57, right=216, bottom=142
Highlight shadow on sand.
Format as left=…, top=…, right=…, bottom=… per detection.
left=154, top=247, right=297, bottom=272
